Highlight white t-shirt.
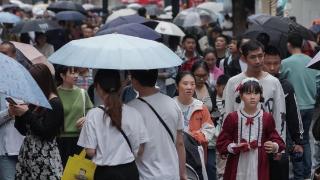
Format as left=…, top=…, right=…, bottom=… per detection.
left=223, top=72, right=286, bottom=140
left=128, top=92, right=184, bottom=180
left=77, top=105, right=149, bottom=166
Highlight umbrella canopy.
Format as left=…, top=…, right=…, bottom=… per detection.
left=307, top=51, right=320, bottom=70
left=99, top=14, right=148, bottom=32
left=155, top=21, right=185, bottom=37
left=11, top=41, right=55, bottom=74
left=15, top=49, right=33, bottom=69
left=248, top=14, right=315, bottom=41
left=173, top=7, right=218, bottom=28
left=49, top=34, right=182, bottom=70
left=0, top=12, right=21, bottom=24
left=82, top=3, right=95, bottom=10
left=106, top=9, right=137, bottom=23
left=127, top=3, right=142, bottom=11
left=243, top=24, right=287, bottom=58
left=47, top=1, right=86, bottom=14
left=95, top=23, right=161, bottom=40
left=2, top=3, right=19, bottom=11
left=0, top=53, right=51, bottom=109
left=145, top=4, right=162, bottom=16
left=10, top=0, right=32, bottom=11
left=32, top=3, right=48, bottom=15
left=56, top=11, right=86, bottom=21
left=11, top=19, right=61, bottom=33
left=197, top=2, right=223, bottom=13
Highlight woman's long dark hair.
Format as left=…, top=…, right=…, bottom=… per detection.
left=94, top=69, right=122, bottom=131
left=29, top=63, right=58, bottom=99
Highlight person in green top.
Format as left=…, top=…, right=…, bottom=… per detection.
left=55, top=65, right=93, bottom=167
left=280, top=33, right=320, bottom=180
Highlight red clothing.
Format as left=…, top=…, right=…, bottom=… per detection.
left=179, top=57, right=199, bottom=72
left=216, top=111, right=285, bottom=180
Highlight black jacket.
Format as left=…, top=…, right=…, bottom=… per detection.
left=223, top=54, right=242, bottom=77
left=279, top=77, right=303, bottom=145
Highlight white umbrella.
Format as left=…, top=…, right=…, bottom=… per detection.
left=32, top=3, right=49, bottom=16
left=82, top=3, right=95, bottom=10
left=106, top=9, right=137, bottom=23
left=127, top=3, right=142, bottom=11
left=164, top=5, right=172, bottom=13
left=155, top=21, right=185, bottom=37
left=173, top=7, right=218, bottom=28
left=48, top=34, right=182, bottom=70
left=197, top=2, right=223, bottom=13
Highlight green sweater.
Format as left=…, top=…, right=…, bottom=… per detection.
left=281, top=54, right=319, bottom=110
left=57, top=86, right=93, bottom=137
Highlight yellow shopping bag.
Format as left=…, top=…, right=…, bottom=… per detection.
left=61, top=149, right=96, bottom=180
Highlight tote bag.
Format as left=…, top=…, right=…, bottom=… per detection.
left=61, top=150, right=96, bottom=180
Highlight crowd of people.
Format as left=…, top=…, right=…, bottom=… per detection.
left=0, top=2, right=320, bottom=180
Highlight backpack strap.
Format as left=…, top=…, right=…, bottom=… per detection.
left=97, top=106, right=133, bottom=153
left=137, top=97, right=175, bottom=143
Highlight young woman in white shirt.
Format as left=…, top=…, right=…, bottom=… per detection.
left=78, top=69, right=149, bottom=180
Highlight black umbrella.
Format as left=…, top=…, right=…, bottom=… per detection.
left=99, top=14, right=150, bottom=32
left=47, top=1, right=86, bottom=14
left=248, top=14, right=315, bottom=41
left=243, top=24, right=288, bottom=58
left=55, top=11, right=86, bottom=21
left=11, top=19, right=62, bottom=33
left=95, top=23, right=161, bottom=41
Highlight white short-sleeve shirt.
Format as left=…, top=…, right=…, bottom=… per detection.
left=77, top=104, right=149, bottom=166
left=128, top=92, right=184, bottom=180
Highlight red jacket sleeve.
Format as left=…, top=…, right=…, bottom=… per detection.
left=216, top=112, right=238, bottom=155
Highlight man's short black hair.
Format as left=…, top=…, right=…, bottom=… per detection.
left=216, top=74, right=229, bottom=86
left=240, top=39, right=264, bottom=57
left=216, top=34, right=231, bottom=44
left=265, top=45, right=281, bottom=57
left=130, top=69, right=158, bottom=87
left=287, top=33, right=303, bottom=49
left=1, top=41, right=16, bottom=54
left=211, top=25, right=222, bottom=33
left=182, top=34, right=197, bottom=43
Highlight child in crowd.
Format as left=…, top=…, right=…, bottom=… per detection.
left=216, top=78, right=285, bottom=180
left=213, top=74, right=229, bottom=180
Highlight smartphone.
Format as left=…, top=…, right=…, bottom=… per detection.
left=5, top=97, right=17, bottom=105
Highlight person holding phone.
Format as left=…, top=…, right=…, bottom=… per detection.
left=0, top=95, right=24, bottom=180
left=8, top=64, right=64, bottom=179
left=0, top=41, right=25, bottom=180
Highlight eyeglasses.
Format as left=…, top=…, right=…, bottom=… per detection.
left=194, top=74, right=208, bottom=79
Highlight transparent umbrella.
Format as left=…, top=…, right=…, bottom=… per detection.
left=173, top=7, right=218, bottom=28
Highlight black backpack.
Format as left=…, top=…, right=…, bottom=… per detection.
left=184, top=132, right=204, bottom=180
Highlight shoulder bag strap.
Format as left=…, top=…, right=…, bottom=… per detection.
left=80, top=88, right=86, bottom=117
left=97, top=106, right=133, bottom=153
left=137, top=97, right=174, bottom=143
